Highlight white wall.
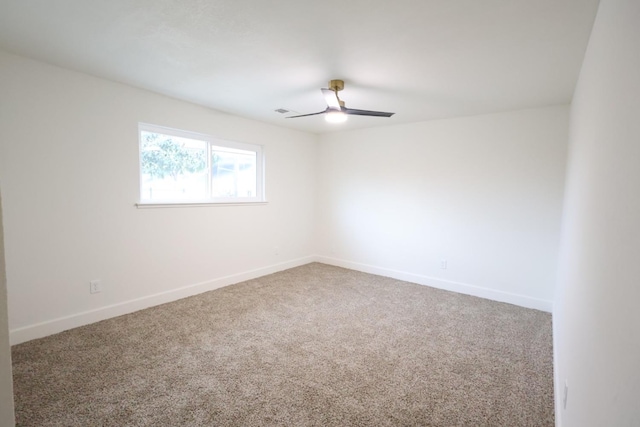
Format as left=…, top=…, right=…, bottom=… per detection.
left=317, top=106, right=569, bottom=311
left=0, top=192, right=15, bottom=426
left=553, top=0, right=640, bottom=425
left=0, top=51, right=318, bottom=344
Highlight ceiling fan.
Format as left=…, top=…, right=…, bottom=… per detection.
left=287, top=80, right=395, bottom=123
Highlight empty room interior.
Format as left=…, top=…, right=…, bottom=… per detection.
left=0, top=0, right=639, bottom=426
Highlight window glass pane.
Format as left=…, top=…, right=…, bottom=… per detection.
left=140, top=131, right=207, bottom=201
left=211, top=146, right=257, bottom=198
left=138, top=124, right=264, bottom=204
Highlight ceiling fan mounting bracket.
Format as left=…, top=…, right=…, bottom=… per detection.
left=329, top=79, right=344, bottom=92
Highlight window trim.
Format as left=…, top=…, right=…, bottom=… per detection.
left=137, top=123, right=265, bottom=206
left=135, top=201, right=268, bottom=209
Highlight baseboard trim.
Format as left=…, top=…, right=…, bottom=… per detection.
left=10, top=254, right=552, bottom=345
left=9, top=256, right=315, bottom=345
left=315, top=256, right=553, bottom=312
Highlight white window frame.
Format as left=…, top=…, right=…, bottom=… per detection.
left=137, top=123, right=265, bottom=207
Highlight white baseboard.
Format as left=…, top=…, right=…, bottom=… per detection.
left=11, top=254, right=552, bottom=345
left=315, top=256, right=553, bottom=312
left=9, top=256, right=315, bottom=345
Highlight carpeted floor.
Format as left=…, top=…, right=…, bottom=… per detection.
left=11, top=263, right=554, bottom=426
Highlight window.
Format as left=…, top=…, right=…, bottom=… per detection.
left=138, top=124, right=264, bottom=205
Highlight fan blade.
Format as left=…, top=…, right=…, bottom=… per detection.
left=321, top=88, right=341, bottom=110
left=286, top=109, right=328, bottom=119
left=344, top=108, right=395, bottom=117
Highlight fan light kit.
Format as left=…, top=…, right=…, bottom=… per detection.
left=288, top=80, right=394, bottom=123
left=325, top=110, right=348, bottom=123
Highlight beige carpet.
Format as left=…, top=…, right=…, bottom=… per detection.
left=12, top=263, right=554, bottom=426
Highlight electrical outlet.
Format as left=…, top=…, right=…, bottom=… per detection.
left=440, top=259, right=448, bottom=269
left=90, top=279, right=102, bottom=294
left=563, top=381, right=569, bottom=409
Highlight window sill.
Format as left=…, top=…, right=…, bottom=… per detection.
left=135, top=201, right=268, bottom=209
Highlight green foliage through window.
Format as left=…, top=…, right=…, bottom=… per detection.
left=141, top=132, right=206, bottom=181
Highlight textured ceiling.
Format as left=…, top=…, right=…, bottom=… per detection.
left=0, top=0, right=600, bottom=134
